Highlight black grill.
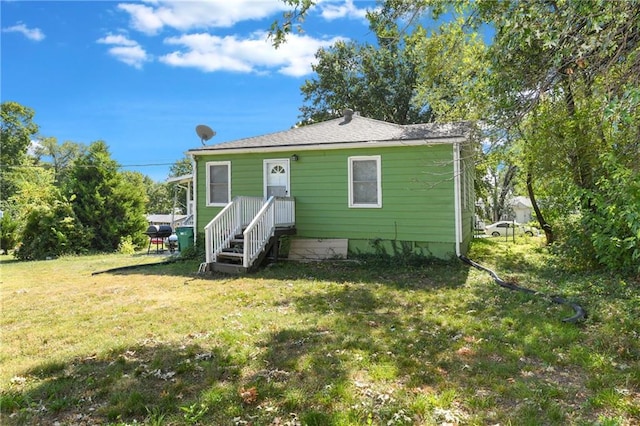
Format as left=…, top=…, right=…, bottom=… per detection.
left=145, top=225, right=173, bottom=238
left=145, top=225, right=173, bottom=253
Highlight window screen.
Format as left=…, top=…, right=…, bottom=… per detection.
left=349, top=156, right=381, bottom=208
left=207, top=162, right=230, bottom=205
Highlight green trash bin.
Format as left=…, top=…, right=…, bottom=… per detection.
left=176, top=226, right=194, bottom=251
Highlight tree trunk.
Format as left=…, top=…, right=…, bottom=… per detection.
left=563, top=78, right=595, bottom=197
left=526, top=168, right=554, bottom=245
left=496, top=164, right=518, bottom=220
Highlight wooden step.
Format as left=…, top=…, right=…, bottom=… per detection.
left=212, top=262, right=248, bottom=274
left=217, top=252, right=243, bottom=261
left=209, top=225, right=297, bottom=274
left=221, top=246, right=243, bottom=253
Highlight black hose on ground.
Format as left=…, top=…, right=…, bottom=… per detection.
left=91, top=259, right=177, bottom=275
left=459, top=255, right=587, bottom=323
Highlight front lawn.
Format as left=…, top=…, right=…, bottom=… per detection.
left=1, top=239, right=638, bottom=425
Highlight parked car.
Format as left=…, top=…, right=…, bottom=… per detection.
left=484, top=221, right=539, bottom=237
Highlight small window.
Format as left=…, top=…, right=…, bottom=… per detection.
left=206, top=161, right=230, bottom=206
left=271, top=165, right=285, bottom=174
left=348, top=156, right=382, bottom=208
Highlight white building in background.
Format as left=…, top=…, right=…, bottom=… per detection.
left=510, top=196, right=534, bottom=224
left=146, top=214, right=188, bottom=229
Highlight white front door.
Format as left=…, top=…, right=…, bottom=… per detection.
left=264, top=159, right=290, bottom=198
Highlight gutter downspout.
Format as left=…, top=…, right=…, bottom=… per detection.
left=190, top=154, right=197, bottom=244
left=453, top=142, right=462, bottom=257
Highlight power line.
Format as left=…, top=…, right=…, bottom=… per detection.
left=119, top=163, right=176, bottom=168
left=0, top=162, right=176, bottom=169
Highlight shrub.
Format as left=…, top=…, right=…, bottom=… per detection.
left=178, top=232, right=206, bottom=261
left=0, top=212, right=18, bottom=254
left=14, top=201, right=88, bottom=260
left=118, top=235, right=136, bottom=255
left=553, top=157, right=640, bottom=274
left=585, top=160, right=640, bottom=274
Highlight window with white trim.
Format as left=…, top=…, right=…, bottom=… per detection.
left=206, top=161, right=231, bottom=206
left=348, top=155, right=382, bottom=208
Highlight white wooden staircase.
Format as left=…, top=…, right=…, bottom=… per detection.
left=203, top=196, right=296, bottom=273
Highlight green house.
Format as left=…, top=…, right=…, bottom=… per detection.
left=187, top=112, right=475, bottom=273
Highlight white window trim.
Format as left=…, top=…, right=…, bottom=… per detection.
left=206, top=161, right=231, bottom=206
left=348, top=155, right=382, bottom=208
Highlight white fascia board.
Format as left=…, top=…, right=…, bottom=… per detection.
left=187, top=137, right=467, bottom=156
left=165, top=174, right=193, bottom=184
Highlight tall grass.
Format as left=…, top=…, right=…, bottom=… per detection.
left=1, top=239, right=638, bottom=425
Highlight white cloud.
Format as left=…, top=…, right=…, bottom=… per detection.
left=97, top=34, right=150, bottom=69
left=317, top=0, right=371, bottom=21
left=107, top=1, right=366, bottom=75
left=27, top=139, right=42, bottom=157
left=117, top=3, right=165, bottom=35
left=160, top=31, right=344, bottom=77
left=117, top=0, right=289, bottom=35
left=2, top=23, right=45, bottom=41
left=97, top=34, right=139, bottom=47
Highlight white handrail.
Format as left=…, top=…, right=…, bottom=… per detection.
left=243, top=197, right=276, bottom=267
left=274, top=197, right=295, bottom=226
left=243, top=197, right=296, bottom=267
left=204, top=200, right=238, bottom=264
left=203, top=196, right=264, bottom=264
left=204, top=196, right=295, bottom=269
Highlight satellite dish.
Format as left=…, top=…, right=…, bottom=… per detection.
left=196, top=124, right=216, bottom=145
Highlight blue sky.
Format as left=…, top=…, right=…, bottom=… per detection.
left=1, top=0, right=378, bottom=181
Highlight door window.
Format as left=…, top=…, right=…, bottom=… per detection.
left=264, top=160, right=290, bottom=198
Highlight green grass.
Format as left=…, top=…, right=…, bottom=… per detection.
left=1, top=239, right=638, bottom=425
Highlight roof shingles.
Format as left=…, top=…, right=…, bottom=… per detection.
left=189, top=115, right=469, bottom=153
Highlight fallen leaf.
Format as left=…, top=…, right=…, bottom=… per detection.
left=456, top=346, right=475, bottom=357
left=240, top=386, right=258, bottom=404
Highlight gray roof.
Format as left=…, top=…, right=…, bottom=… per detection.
left=189, top=114, right=470, bottom=154
left=147, top=214, right=187, bottom=224
left=511, top=196, right=533, bottom=208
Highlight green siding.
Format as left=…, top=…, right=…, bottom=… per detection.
left=459, top=141, right=476, bottom=254
left=195, top=142, right=473, bottom=259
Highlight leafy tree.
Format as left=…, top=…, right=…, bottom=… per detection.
left=14, top=198, right=88, bottom=261
left=144, top=175, right=173, bottom=214
left=487, top=163, right=518, bottom=223
left=1, top=101, right=39, bottom=201
left=300, top=35, right=432, bottom=124
left=470, top=0, right=639, bottom=269
left=0, top=212, right=18, bottom=254
left=409, top=21, right=489, bottom=121
left=33, top=137, right=87, bottom=185
left=519, top=81, right=640, bottom=271
left=8, top=166, right=88, bottom=260
left=168, top=156, right=194, bottom=215
left=269, top=0, right=316, bottom=47
left=65, top=141, right=147, bottom=252
left=112, top=170, right=149, bottom=248
left=273, top=0, right=640, bottom=273
left=169, top=156, right=192, bottom=177
left=143, top=156, right=194, bottom=215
